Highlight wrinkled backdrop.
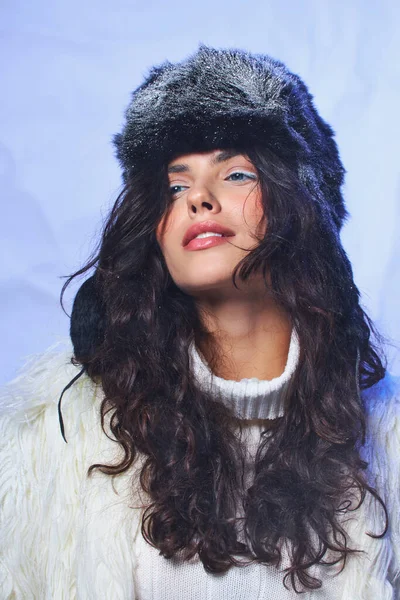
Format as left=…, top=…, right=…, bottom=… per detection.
left=1, top=0, right=399, bottom=384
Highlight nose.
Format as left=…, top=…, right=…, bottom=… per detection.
left=186, top=185, right=221, bottom=215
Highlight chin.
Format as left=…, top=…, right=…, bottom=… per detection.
left=177, top=275, right=236, bottom=296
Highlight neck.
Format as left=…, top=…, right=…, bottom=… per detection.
left=189, top=326, right=300, bottom=421
left=195, top=290, right=292, bottom=382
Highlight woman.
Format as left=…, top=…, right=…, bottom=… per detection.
left=0, top=45, right=399, bottom=599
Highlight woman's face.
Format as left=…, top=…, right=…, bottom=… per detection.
left=156, top=149, right=266, bottom=297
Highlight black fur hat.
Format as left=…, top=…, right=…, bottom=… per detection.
left=113, top=43, right=347, bottom=230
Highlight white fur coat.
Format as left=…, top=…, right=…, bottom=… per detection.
left=0, top=342, right=399, bottom=599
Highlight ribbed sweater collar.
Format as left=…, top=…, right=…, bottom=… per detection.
left=189, top=328, right=300, bottom=420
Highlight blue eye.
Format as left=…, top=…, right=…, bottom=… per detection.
left=227, top=171, right=257, bottom=182
left=169, top=185, right=186, bottom=196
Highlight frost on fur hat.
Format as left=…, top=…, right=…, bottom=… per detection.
left=113, top=44, right=347, bottom=230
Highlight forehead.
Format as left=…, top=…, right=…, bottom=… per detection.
left=167, top=149, right=251, bottom=174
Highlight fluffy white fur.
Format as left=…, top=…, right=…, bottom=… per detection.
left=0, top=341, right=399, bottom=599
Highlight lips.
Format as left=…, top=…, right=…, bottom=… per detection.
left=182, top=220, right=235, bottom=247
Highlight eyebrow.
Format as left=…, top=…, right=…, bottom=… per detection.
left=167, top=149, right=242, bottom=174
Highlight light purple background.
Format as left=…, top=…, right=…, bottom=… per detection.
left=1, top=0, right=399, bottom=384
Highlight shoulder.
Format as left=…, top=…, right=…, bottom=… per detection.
left=0, top=340, right=114, bottom=519
left=362, top=371, right=400, bottom=443
left=361, top=370, right=400, bottom=467
left=0, top=342, right=141, bottom=598
left=360, top=372, right=400, bottom=509
left=0, top=338, right=107, bottom=493
left=0, top=339, right=116, bottom=476
left=0, top=339, right=94, bottom=425
left=0, top=340, right=109, bottom=450
left=361, top=372, right=400, bottom=538
left=360, top=372, right=400, bottom=591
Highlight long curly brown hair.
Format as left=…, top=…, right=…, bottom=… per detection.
left=61, top=145, right=387, bottom=592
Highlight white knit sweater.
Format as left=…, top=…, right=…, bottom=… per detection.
left=0, top=332, right=399, bottom=599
